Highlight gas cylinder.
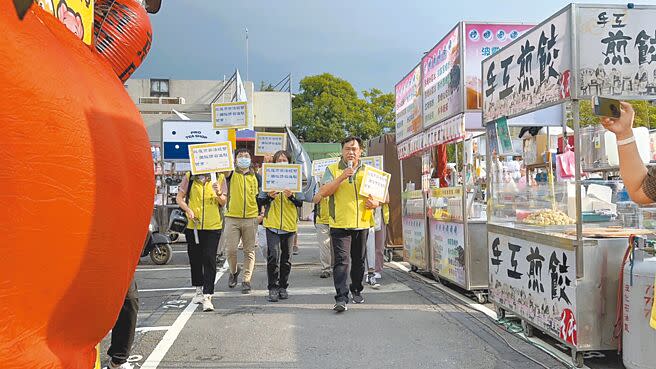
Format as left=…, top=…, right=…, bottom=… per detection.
left=623, top=244, right=656, bottom=369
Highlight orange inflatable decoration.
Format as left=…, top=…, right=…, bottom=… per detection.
left=0, top=2, right=154, bottom=368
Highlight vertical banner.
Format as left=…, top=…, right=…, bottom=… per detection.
left=422, top=25, right=462, bottom=128
left=464, top=23, right=534, bottom=110
left=482, top=7, right=572, bottom=124
left=430, top=220, right=466, bottom=286
left=395, top=65, right=423, bottom=143
left=577, top=5, right=656, bottom=98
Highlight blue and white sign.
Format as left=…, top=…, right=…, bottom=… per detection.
left=162, top=120, right=229, bottom=160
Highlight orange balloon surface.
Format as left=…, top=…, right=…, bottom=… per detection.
left=0, top=3, right=154, bottom=369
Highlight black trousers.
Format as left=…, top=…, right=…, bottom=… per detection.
left=330, top=228, right=368, bottom=303
left=107, top=278, right=139, bottom=365
left=185, top=229, right=222, bottom=294
left=266, top=229, right=294, bottom=290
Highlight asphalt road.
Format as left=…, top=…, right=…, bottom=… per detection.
left=99, top=222, right=624, bottom=369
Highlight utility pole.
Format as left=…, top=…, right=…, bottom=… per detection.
left=245, top=27, right=249, bottom=83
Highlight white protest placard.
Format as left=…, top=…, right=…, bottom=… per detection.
left=262, top=163, right=303, bottom=192
left=255, top=132, right=287, bottom=156
left=188, top=142, right=234, bottom=175
left=360, top=155, right=384, bottom=171
left=312, top=157, right=340, bottom=178
left=211, top=101, right=248, bottom=129
left=359, top=166, right=391, bottom=203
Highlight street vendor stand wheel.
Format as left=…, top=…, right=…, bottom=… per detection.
left=571, top=349, right=584, bottom=368
left=495, top=305, right=506, bottom=320
left=475, top=292, right=487, bottom=304
left=521, top=320, right=534, bottom=338
left=410, top=264, right=419, bottom=272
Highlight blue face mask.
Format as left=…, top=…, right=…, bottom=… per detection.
left=237, top=157, right=251, bottom=169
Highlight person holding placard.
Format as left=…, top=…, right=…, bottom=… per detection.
left=224, top=149, right=262, bottom=294
left=316, top=136, right=380, bottom=313
left=176, top=172, right=228, bottom=312
left=312, top=182, right=333, bottom=279
left=258, top=150, right=303, bottom=302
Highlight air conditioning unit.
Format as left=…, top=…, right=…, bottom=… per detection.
left=138, top=97, right=186, bottom=104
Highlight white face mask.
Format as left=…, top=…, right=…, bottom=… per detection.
left=237, top=157, right=251, bottom=169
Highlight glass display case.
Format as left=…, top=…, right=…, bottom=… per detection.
left=426, top=133, right=489, bottom=301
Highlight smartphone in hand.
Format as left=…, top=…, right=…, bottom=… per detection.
left=592, top=96, right=621, bottom=118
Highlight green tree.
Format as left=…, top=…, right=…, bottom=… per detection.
left=259, top=81, right=275, bottom=91
left=363, top=88, right=395, bottom=133
left=292, top=73, right=379, bottom=142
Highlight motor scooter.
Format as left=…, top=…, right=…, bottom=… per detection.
left=143, top=214, right=173, bottom=265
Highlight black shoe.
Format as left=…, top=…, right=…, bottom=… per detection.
left=278, top=288, right=288, bottom=300
left=320, top=271, right=330, bottom=279
left=268, top=289, right=279, bottom=302
left=228, top=266, right=241, bottom=288
left=241, top=281, right=252, bottom=294
left=216, top=253, right=226, bottom=267
left=333, top=301, right=347, bottom=312
left=352, top=292, right=364, bottom=304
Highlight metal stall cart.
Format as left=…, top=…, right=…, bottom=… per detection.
left=398, top=134, right=430, bottom=271
left=396, top=64, right=432, bottom=272
left=482, top=4, right=656, bottom=367
left=418, top=21, right=534, bottom=300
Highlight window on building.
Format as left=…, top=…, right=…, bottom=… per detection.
left=150, top=79, right=170, bottom=97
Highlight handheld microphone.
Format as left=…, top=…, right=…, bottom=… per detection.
left=348, top=160, right=353, bottom=183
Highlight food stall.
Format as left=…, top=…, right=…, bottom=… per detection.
left=482, top=4, right=656, bottom=367
left=416, top=22, right=533, bottom=299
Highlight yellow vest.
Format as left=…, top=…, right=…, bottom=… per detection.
left=327, top=161, right=373, bottom=229
left=225, top=170, right=260, bottom=219
left=382, top=202, right=390, bottom=225
left=651, top=276, right=656, bottom=330
left=316, top=196, right=330, bottom=225
left=264, top=195, right=299, bottom=232
left=185, top=173, right=224, bottom=230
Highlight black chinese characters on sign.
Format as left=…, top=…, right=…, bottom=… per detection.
left=549, top=251, right=571, bottom=304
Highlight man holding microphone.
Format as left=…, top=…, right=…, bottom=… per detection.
left=315, top=136, right=380, bottom=312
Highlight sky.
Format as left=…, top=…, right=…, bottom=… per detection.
left=134, top=0, right=647, bottom=94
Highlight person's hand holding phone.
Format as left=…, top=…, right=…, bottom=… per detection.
left=600, top=101, right=635, bottom=141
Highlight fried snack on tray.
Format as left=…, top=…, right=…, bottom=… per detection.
left=523, top=209, right=575, bottom=226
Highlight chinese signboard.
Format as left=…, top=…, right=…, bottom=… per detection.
left=162, top=121, right=230, bottom=161
left=482, top=8, right=572, bottom=124
left=578, top=6, right=656, bottom=99
left=395, top=65, right=423, bottom=143
left=430, top=220, right=466, bottom=286
left=360, top=155, right=384, bottom=170
left=431, top=187, right=463, bottom=199
left=464, top=23, right=534, bottom=110
left=262, top=163, right=303, bottom=192
left=423, top=114, right=466, bottom=149
left=489, top=233, right=578, bottom=345
left=255, top=132, right=287, bottom=156
left=423, top=26, right=461, bottom=128
left=397, top=133, right=424, bottom=160
left=359, top=166, right=391, bottom=203
left=188, top=142, right=234, bottom=174
left=403, top=217, right=427, bottom=269
left=212, top=101, right=248, bottom=129
left=312, top=157, right=340, bottom=178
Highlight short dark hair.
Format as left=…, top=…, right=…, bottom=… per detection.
left=272, top=150, right=292, bottom=163
left=234, top=148, right=251, bottom=158
left=341, top=136, right=363, bottom=148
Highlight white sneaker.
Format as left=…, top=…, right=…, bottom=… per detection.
left=202, top=295, right=214, bottom=312
left=192, top=287, right=203, bottom=304
left=374, top=272, right=382, bottom=279
left=368, top=275, right=381, bottom=289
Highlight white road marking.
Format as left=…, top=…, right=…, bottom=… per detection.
left=141, top=261, right=228, bottom=369
left=387, top=262, right=591, bottom=369
left=136, top=326, right=171, bottom=333
left=139, top=287, right=196, bottom=292
left=136, top=267, right=189, bottom=272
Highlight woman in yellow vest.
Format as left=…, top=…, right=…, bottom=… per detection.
left=176, top=172, right=227, bottom=312
left=258, top=150, right=303, bottom=302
